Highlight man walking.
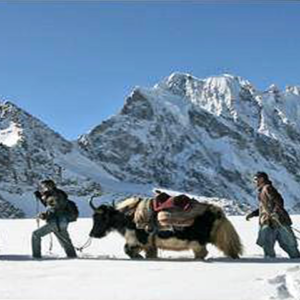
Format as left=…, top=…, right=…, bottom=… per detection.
left=246, top=172, right=300, bottom=258
left=32, top=179, right=77, bottom=259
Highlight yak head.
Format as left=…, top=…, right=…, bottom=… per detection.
left=89, top=196, right=122, bottom=238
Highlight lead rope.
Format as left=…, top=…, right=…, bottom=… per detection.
left=291, top=226, right=300, bottom=241
left=49, top=230, right=93, bottom=253
left=77, top=236, right=93, bottom=252
left=35, top=194, right=92, bottom=254
left=263, top=188, right=300, bottom=242
left=273, top=217, right=300, bottom=242
left=291, top=226, right=300, bottom=236
left=35, top=196, right=54, bottom=254
left=47, top=234, right=54, bottom=254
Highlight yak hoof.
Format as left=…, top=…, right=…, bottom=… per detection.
left=124, top=244, right=143, bottom=259
left=132, top=254, right=144, bottom=260
left=145, top=247, right=158, bottom=259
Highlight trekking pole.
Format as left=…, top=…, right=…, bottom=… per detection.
left=48, top=234, right=53, bottom=254
left=35, top=195, right=40, bottom=229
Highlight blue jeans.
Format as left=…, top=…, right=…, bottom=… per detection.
left=32, top=217, right=77, bottom=258
left=257, top=225, right=300, bottom=258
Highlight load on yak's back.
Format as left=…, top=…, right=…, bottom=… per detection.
left=89, top=190, right=243, bottom=260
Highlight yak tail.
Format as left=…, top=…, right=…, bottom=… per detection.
left=210, top=211, right=243, bottom=259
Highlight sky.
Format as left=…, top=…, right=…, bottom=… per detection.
left=0, top=1, right=299, bottom=140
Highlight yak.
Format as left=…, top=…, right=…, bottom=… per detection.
left=89, top=196, right=243, bottom=260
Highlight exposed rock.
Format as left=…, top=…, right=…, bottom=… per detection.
left=2, top=72, right=300, bottom=217
left=0, top=194, right=25, bottom=218
left=77, top=73, right=300, bottom=210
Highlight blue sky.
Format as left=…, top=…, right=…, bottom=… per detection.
left=0, top=2, right=299, bottom=139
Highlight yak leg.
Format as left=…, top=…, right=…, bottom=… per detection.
left=192, top=243, right=208, bottom=260
left=145, top=246, right=158, bottom=259
left=145, top=234, right=157, bottom=259
left=124, top=229, right=143, bottom=259
left=124, top=244, right=143, bottom=259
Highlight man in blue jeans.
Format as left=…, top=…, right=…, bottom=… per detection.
left=32, top=179, right=77, bottom=259
left=246, top=172, right=300, bottom=259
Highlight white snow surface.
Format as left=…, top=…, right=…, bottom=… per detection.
left=0, top=121, right=22, bottom=147
left=1, top=216, right=300, bottom=300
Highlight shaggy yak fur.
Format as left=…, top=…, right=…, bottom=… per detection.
left=89, top=196, right=243, bottom=260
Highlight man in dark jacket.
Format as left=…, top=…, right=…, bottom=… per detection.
left=32, top=179, right=77, bottom=259
left=246, top=172, right=300, bottom=258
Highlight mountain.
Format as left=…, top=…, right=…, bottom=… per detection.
left=0, top=101, right=111, bottom=217
left=77, top=73, right=300, bottom=211
left=1, top=73, right=300, bottom=218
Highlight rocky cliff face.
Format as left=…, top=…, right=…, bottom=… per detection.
left=0, top=194, right=24, bottom=218
left=0, top=101, right=105, bottom=217
left=77, top=73, right=300, bottom=211
left=0, top=101, right=71, bottom=187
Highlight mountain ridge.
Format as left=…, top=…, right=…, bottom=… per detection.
left=76, top=73, right=300, bottom=211
left=1, top=72, right=300, bottom=217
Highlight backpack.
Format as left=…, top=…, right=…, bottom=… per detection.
left=65, top=200, right=79, bottom=222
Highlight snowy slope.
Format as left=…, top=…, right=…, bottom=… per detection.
left=0, top=95, right=249, bottom=218
left=0, top=121, right=22, bottom=147
left=1, top=216, right=300, bottom=300
left=0, top=101, right=115, bottom=217
left=77, top=73, right=300, bottom=211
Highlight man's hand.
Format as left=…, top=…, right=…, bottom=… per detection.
left=246, top=213, right=253, bottom=221
left=245, top=209, right=259, bottom=221
left=34, top=191, right=42, bottom=199
left=38, top=212, right=47, bottom=220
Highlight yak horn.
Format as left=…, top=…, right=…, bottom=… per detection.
left=89, top=194, right=99, bottom=211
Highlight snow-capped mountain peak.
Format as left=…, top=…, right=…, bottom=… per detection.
left=77, top=72, right=300, bottom=212
left=155, top=73, right=258, bottom=124
left=0, top=101, right=114, bottom=217
left=2, top=72, right=300, bottom=218
left=0, top=121, right=22, bottom=147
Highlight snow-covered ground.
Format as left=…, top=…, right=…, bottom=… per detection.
left=1, top=216, right=300, bottom=300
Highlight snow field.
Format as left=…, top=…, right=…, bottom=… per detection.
left=1, top=216, right=300, bottom=300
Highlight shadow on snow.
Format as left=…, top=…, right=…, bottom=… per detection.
left=1, top=254, right=300, bottom=264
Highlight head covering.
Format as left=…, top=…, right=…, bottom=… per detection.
left=40, top=179, right=56, bottom=190
left=254, top=172, right=269, bottom=182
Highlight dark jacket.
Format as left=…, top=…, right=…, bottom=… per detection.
left=36, top=188, right=68, bottom=221
left=249, top=181, right=292, bottom=227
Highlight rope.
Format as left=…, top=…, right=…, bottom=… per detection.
left=273, top=218, right=300, bottom=242
left=42, top=225, right=92, bottom=253
left=34, top=194, right=93, bottom=253
left=34, top=195, right=54, bottom=254
left=47, top=233, right=54, bottom=254
left=77, top=237, right=93, bottom=252
left=53, top=230, right=93, bottom=252
left=253, top=210, right=300, bottom=242
left=291, top=226, right=300, bottom=235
